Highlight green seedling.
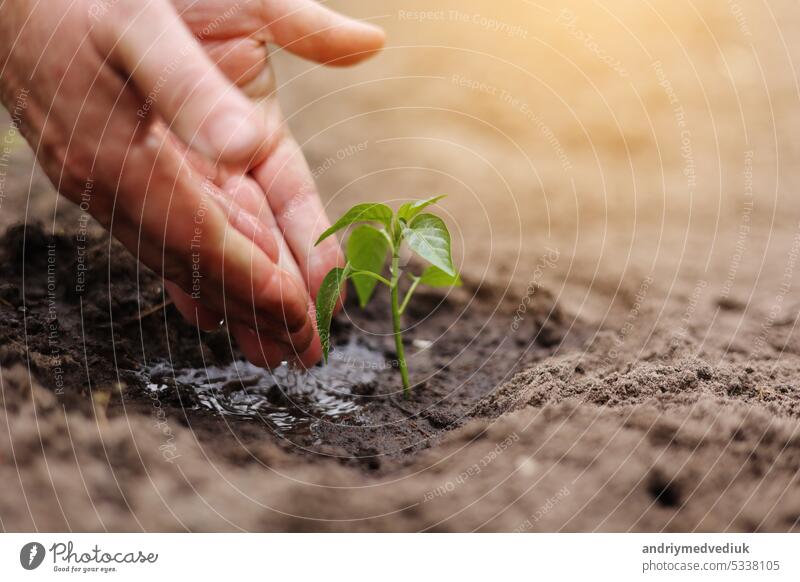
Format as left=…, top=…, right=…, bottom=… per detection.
left=314, top=196, right=461, bottom=397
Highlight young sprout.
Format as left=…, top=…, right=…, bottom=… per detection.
left=314, top=196, right=461, bottom=398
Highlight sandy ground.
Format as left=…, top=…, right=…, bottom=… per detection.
left=2, top=0, right=800, bottom=531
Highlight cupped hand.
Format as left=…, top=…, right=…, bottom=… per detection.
left=168, top=0, right=384, bottom=367
left=0, top=0, right=383, bottom=367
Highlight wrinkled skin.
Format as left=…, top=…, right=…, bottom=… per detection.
left=0, top=0, right=384, bottom=367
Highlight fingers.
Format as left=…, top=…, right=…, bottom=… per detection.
left=202, top=181, right=281, bottom=262
left=165, top=281, right=223, bottom=331
left=251, top=133, right=345, bottom=299
left=177, top=0, right=385, bottom=66
left=231, top=312, right=320, bottom=369
left=221, top=175, right=324, bottom=367
left=133, top=192, right=311, bottom=342
left=221, top=175, right=300, bottom=277
left=168, top=279, right=323, bottom=367
left=90, top=0, right=271, bottom=165
left=168, top=277, right=322, bottom=367
left=168, top=283, right=319, bottom=368
left=262, top=0, right=385, bottom=66
left=164, top=172, right=323, bottom=367
left=110, top=125, right=313, bottom=347
left=231, top=324, right=288, bottom=368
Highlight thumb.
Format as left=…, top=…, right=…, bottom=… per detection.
left=90, top=0, right=271, bottom=164
left=264, top=0, right=385, bottom=66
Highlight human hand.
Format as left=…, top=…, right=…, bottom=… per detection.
left=0, top=0, right=382, bottom=367
left=167, top=0, right=384, bottom=366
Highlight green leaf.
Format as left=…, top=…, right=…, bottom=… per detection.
left=401, top=213, right=455, bottom=276
left=347, top=225, right=390, bottom=307
left=398, top=195, right=446, bottom=222
left=315, top=266, right=349, bottom=363
left=315, top=203, right=393, bottom=245
left=418, top=265, right=462, bottom=288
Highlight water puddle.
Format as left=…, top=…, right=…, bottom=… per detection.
left=143, top=340, right=387, bottom=436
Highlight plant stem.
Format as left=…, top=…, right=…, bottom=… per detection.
left=349, top=269, right=392, bottom=287
left=390, top=253, right=411, bottom=398
left=398, top=276, right=420, bottom=315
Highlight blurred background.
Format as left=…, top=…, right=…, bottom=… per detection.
left=272, top=0, right=800, bottom=318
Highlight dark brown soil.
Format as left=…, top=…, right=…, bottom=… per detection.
left=0, top=223, right=581, bottom=471
left=3, top=0, right=800, bottom=532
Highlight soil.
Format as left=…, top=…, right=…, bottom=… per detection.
left=2, top=0, right=800, bottom=532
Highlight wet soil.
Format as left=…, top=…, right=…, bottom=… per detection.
left=0, top=224, right=578, bottom=474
